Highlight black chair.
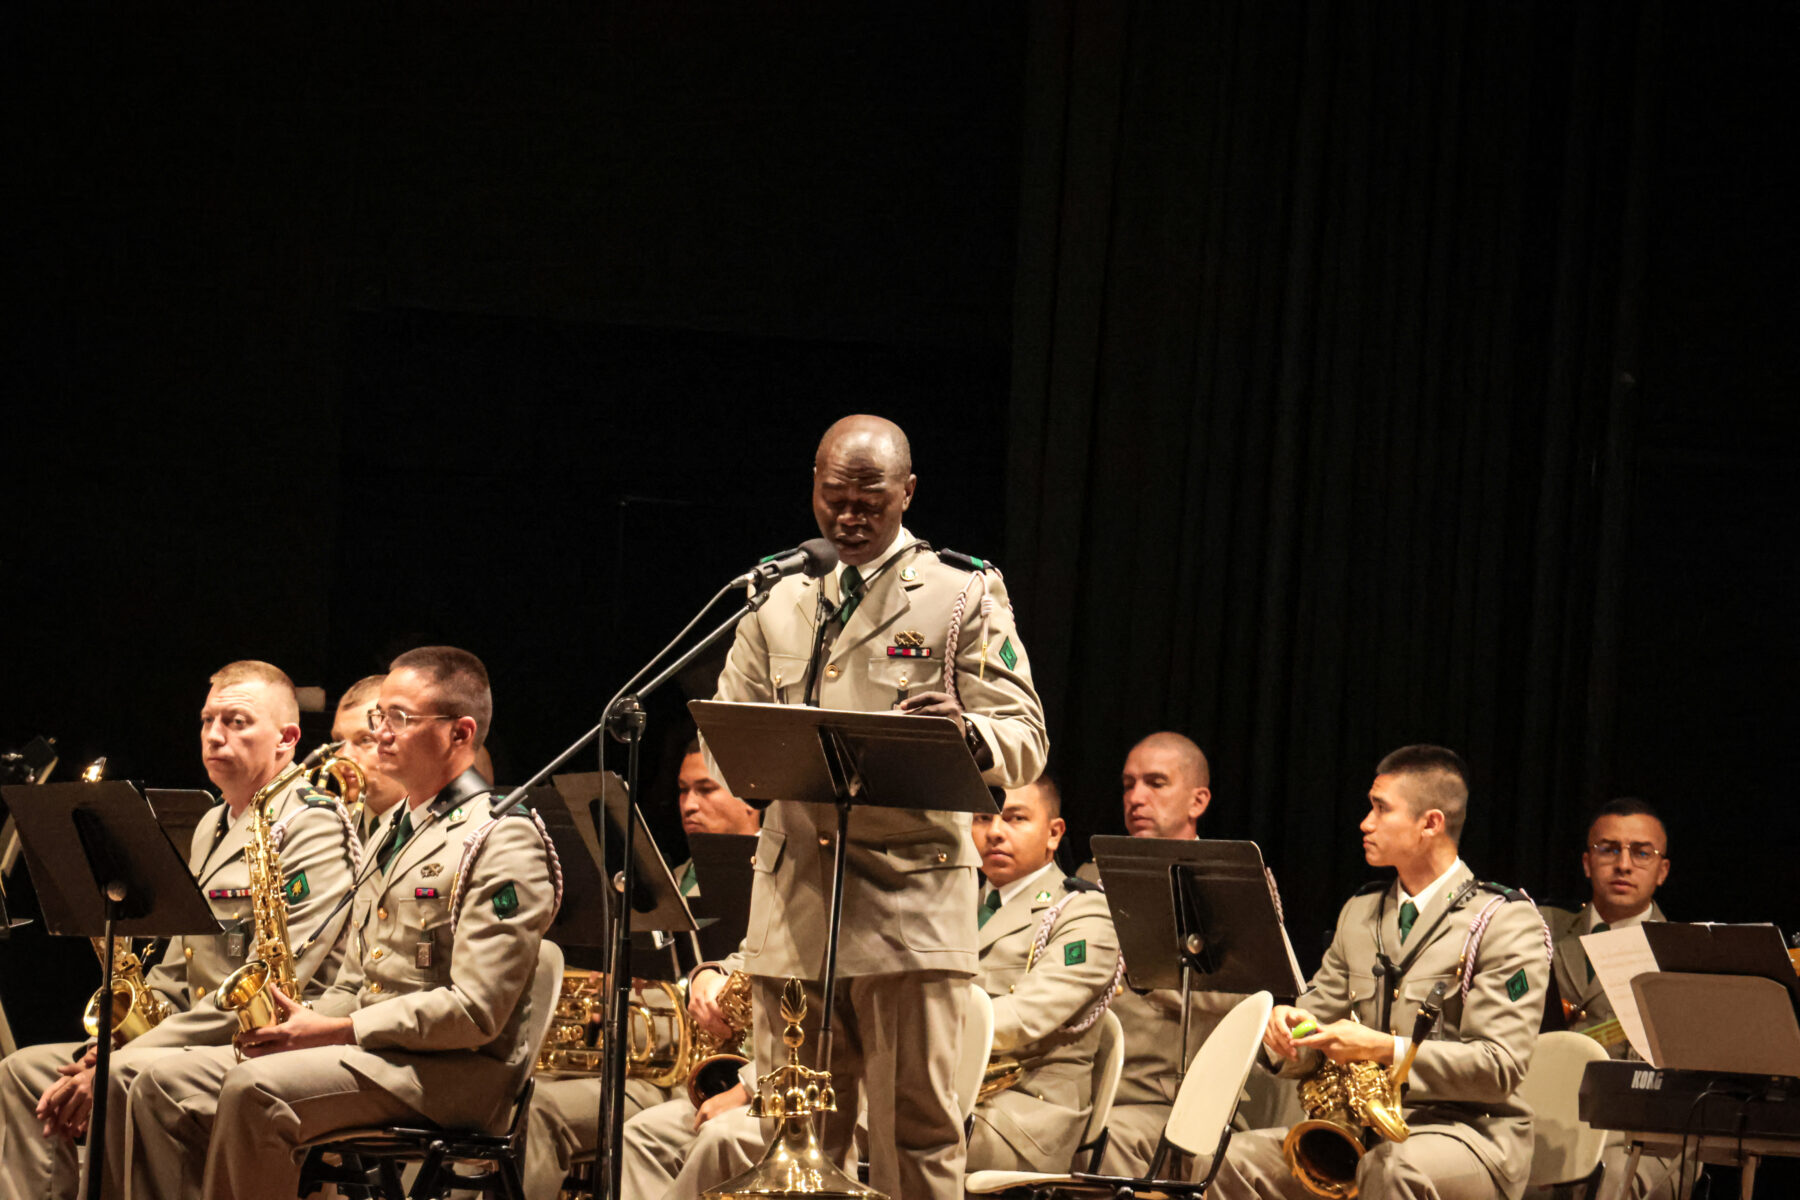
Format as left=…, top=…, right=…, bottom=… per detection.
left=293, top=940, right=564, bottom=1199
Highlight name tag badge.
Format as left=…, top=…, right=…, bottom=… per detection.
left=225, top=927, right=248, bottom=960
left=416, top=941, right=433, bottom=969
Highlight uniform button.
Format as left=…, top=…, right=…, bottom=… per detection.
left=372, top=948, right=384, bottom=960
left=193, top=989, right=207, bottom=1003
left=818, top=835, right=831, bottom=847
left=368, top=982, right=382, bottom=994
left=935, top=852, right=948, bottom=863
left=825, top=664, right=839, bottom=679
left=184, top=946, right=194, bottom=960
left=749, top=856, right=757, bottom=867
left=378, top=907, right=389, bottom=921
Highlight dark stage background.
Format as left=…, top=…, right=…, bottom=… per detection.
left=4, top=0, right=1795, bottom=1115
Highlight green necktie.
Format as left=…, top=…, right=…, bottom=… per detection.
left=1398, top=899, right=1419, bottom=942
left=837, top=566, right=863, bottom=624
left=977, top=888, right=1002, bottom=928
left=381, top=808, right=414, bottom=875
left=1588, top=922, right=1609, bottom=981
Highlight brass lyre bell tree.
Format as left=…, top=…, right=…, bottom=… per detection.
left=704, top=978, right=884, bottom=1200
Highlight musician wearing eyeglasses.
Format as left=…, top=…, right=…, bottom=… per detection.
left=124, top=646, right=560, bottom=1200
left=0, top=661, right=357, bottom=1200
left=1542, top=799, right=1685, bottom=1200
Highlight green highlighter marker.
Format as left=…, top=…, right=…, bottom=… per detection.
left=1289, top=1017, right=1320, bottom=1039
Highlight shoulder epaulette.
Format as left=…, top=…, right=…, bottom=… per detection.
left=936, top=548, right=998, bottom=574
left=488, top=790, right=527, bottom=816
left=1355, top=879, right=1389, bottom=896
left=1477, top=881, right=1527, bottom=901
left=298, top=785, right=338, bottom=808
left=1062, top=876, right=1101, bottom=894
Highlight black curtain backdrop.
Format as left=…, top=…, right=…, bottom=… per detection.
left=1009, top=0, right=1659, bottom=958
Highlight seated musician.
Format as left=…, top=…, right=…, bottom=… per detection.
left=525, top=739, right=761, bottom=1199
left=0, top=660, right=356, bottom=1200
left=125, top=646, right=560, bottom=1200
left=1079, top=732, right=1272, bottom=1174
left=329, top=673, right=407, bottom=844
left=1211, top=745, right=1550, bottom=1200
left=1542, top=798, right=1686, bottom=1200
left=656, top=775, right=1121, bottom=1198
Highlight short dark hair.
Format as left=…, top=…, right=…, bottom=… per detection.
left=1375, top=744, right=1470, bottom=843
left=683, top=736, right=702, bottom=758
left=1027, top=772, right=1062, bottom=821
left=389, top=646, right=493, bottom=749
left=1587, top=796, right=1669, bottom=854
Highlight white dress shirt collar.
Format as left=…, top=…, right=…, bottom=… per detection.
left=989, top=859, right=1060, bottom=911
left=1399, top=856, right=1466, bottom=919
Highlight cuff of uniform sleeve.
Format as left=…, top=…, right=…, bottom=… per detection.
left=1393, top=1034, right=1409, bottom=1065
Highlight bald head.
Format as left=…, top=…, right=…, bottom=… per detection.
left=815, top=414, right=913, bottom=479
left=812, top=415, right=917, bottom=567
left=1121, top=731, right=1212, bottom=839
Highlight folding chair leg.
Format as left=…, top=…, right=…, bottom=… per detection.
left=496, top=1154, right=527, bottom=1200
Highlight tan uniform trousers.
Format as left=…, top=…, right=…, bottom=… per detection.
left=0, top=1039, right=175, bottom=1200
left=522, top=1075, right=669, bottom=1200
left=618, top=1095, right=712, bottom=1200
left=1210, top=1127, right=1500, bottom=1200
left=745, top=971, right=967, bottom=1200
left=126, top=1044, right=432, bottom=1200
left=662, top=1106, right=774, bottom=1200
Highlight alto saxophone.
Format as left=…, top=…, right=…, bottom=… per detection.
left=76, top=756, right=173, bottom=1045
left=82, top=936, right=173, bottom=1045
left=215, top=760, right=308, bottom=1057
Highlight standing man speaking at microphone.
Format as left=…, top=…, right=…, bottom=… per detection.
left=691, top=414, right=1049, bottom=1200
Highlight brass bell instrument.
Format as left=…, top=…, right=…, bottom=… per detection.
left=977, top=1053, right=1025, bottom=1104
left=1281, top=984, right=1446, bottom=1199
left=304, top=741, right=366, bottom=823
left=534, top=968, right=753, bottom=1105
left=215, top=758, right=310, bottom=1057
left=82, top=936, right=173, bottom=1045
left=704, top=977, right=882, bottom=1200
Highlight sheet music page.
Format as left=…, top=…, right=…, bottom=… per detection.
left=1582, top=924, right=1661, bottom=1063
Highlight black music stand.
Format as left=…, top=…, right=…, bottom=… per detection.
left=1, top=780, right=218, bottom=1200
left=1091, top=837, right=1305, bottom=1072
left=144, top=789, right=217, bottom=859
left=553, top=770, right=698, bottom=976
left=686, top=831, right=758, bottom=963
left=688, top=700, right=997, bottom=1075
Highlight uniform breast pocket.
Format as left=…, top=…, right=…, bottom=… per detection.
left=1345, top=972, right=1378, bottom=1026
left=398, top=899, right=452, bottom=985
left=864, top=653, right=945, bottom=700
left=742, top=828, right=786, bottom=956
left=768, top=654, right=812, bottom=704
left=1398, top=974, right=1458, bottom=1037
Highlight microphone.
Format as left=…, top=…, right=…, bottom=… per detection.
left=732, top=538, right=839, bottom=590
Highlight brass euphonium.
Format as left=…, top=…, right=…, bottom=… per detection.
left=215, top=758, right=310, bottom=1058
left=305, top=741, right=366, bottom=823
left=1281, top=984, right=1446, bottom=1199
left=76, top=756, right=173, bottom=1045
left=534, top=967, right=754, bottom=1106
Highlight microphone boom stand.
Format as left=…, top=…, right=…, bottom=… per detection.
left=595, top=590, right=771, bottom=1200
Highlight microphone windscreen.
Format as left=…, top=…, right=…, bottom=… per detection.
left=798, top=537, right=839, bottom=577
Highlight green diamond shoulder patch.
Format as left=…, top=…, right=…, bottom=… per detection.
left=1505, top=967, right=1529, bottom=1001
left=492, top=881, right=519, bottom=918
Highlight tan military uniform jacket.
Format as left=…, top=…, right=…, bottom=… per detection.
left=1543, top=900, right=1666, bottom=1060
left=1282, top=866, right=1551, bottom=1200
left=975, top=879, right=1121, bottom=1171
left=313, top=769, right=558, bottom=1130
left=133, top=773, right=357, bottom=1050
left=713, top=545, right=1048, bottom=980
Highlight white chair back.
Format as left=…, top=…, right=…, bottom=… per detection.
left=521, top=939, right=566, bottom=1070
left=955, top=985, right=997, bottom=1121
left=1519, top=1031, right=1611, bottom=1187
left=1163, top=991, right=1273, bottom=1159
left=1079, top=1010, right=1126, bottom=1147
